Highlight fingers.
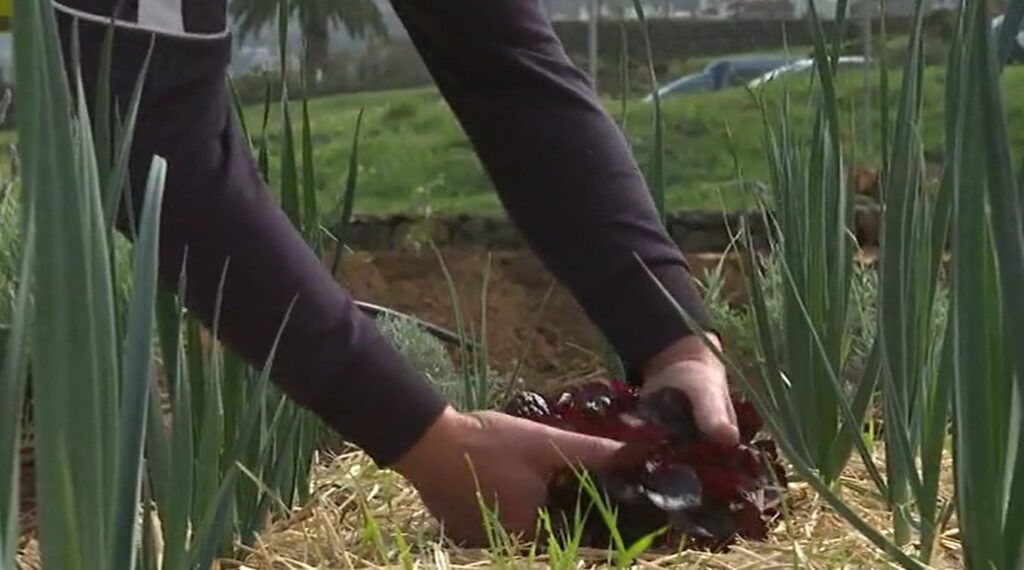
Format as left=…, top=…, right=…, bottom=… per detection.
left=471, top=410, right=624, bottom=472
left=688, top=385, right=740, bottom=446
left=535, top=423, right=625, bottom=472
left=645, top=360, right=740, bottom=446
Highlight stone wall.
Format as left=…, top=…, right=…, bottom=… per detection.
left=550, top=17, right=915, bottom=66
left=339, top=206, right=881, bottom=252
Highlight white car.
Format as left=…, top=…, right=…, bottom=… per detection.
left=746, top=56, right=869, bottom=89
left=992, top=14, right=1024, bottom=63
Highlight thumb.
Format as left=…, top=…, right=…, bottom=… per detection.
left=646, top=361, right=740, bottom=446
left=687, top=386, right=740, bottom=446
left=537, top=426, right=625, bottom=472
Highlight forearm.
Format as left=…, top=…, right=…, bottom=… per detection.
left=390, top=0, right=714, bottom=380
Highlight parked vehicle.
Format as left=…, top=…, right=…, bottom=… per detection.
left=992, top=14, right=1024, bottom=64
left=642, top=55, right=802, bottom=102
left=746, top=56, right=869, bottom=89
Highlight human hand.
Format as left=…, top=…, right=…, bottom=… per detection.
left=641, top=334, right=739, bottom=446
left=392, top=406, right=624, bottom=546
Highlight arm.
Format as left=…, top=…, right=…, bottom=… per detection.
left=55, top=6, right=449, bottom=467
left=387, top=0, right=739, bottom=446
left=54, top=0, right=730, bottom=545
left=387, top=0, right=716, bottom=380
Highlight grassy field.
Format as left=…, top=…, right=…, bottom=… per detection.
left=1, top=57, right=1018, bottom=216
left=242, top=63, right=1024, bottom=216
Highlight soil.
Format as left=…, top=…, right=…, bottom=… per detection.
left=334, top=246, right=746, bottom=393
left=337, top=247, right=606, bottom=391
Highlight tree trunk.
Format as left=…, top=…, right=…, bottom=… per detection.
left=303, top=13, right=330, bottom=87
left=587, top=0, right=600, bottom=87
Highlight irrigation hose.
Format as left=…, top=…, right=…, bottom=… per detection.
left=354, top=300, right=471, bottom=348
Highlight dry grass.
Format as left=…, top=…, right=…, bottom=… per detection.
left=12, top=363, right=963, bottom=570
left=12, top=353, right=963, bottom=570
left=12, top=447, right=963, bottom=570
left=205, top=445, right=964, bottom=570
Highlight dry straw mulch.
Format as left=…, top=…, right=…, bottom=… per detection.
left=221, top=447, right=963, bottom=570
left=14, top=434, right=963, bottom=570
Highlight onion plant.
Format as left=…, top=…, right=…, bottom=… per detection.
left=211, top=0, right=345, bottom=546
left=3, top=1, right=331, bottom=568
left=9, top=1, right=177, bottom=567
left=0, top=142, right=28, bottom=570
left=145, top=271, right=300, bottom=568
left=631, top=0, right=665, bottom=223
left=430, top=243, right=507, bottom=411
left=650, top=0, right=1024, bottom=565
left=731, top=0, right=883, bottom=491
left=945, top=0, right=1024, bottom=566
left=870, top=0, right=956, bottom=554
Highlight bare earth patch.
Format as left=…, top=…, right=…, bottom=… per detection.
left=336, top=246, right=749, bottom=393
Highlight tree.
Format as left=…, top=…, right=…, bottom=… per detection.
left=230, top=0, right=388, bottom=84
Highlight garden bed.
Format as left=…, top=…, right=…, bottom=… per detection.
left=335, top=204, right=883, bottom=253
left=226, top=448, right=962, bottom=569
left=12, top=242, right=888, bottom=568
left=334, top=246, right=751, bottom=390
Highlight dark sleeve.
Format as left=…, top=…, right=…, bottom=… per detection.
left=55, top=9, right=449, bottom=467
left=53, top=0, right=713, bottom=470
left=389, top=0, right=714, bottom=379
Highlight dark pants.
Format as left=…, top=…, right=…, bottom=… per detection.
left=52, top=0, right=712, bottom=466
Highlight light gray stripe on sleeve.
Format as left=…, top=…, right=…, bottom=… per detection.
left=138, top=0, right=184, bottom=34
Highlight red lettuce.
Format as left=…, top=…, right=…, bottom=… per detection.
left=503, top=380, right=788, bottom=552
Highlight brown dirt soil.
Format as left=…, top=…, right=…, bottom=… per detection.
left=333, top=246, right=746, bottom=392
left=336, top=247, right=605, bottom=391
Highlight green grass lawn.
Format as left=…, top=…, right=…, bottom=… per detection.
left=241, top=63, right=1024, bottom=216
left=2, top=61, right=1018, bottom=217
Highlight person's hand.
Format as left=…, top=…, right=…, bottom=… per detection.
left=392, top=405, right=624, bottom=546
left=641, top=333, right=739, bottom=446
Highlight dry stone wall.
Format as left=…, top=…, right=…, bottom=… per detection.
left=338, top=206, right=882, bottom=252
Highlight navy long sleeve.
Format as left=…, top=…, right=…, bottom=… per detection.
left=390, top=0, right=712, bottom=375
left=52, top=0, right=713, bottom=467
